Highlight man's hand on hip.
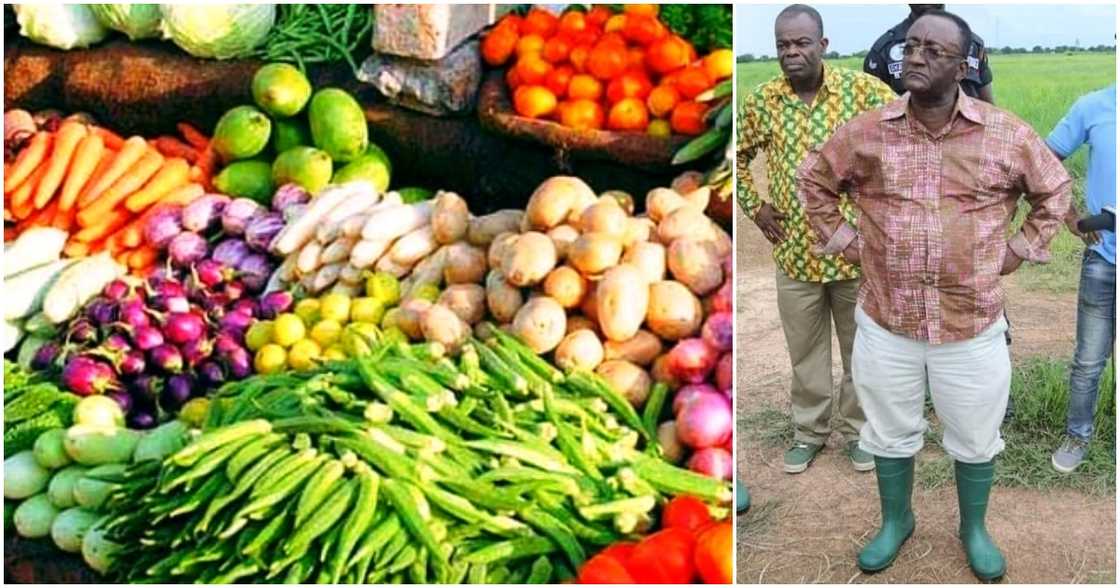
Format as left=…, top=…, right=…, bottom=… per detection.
left=1000, top=247, right=1024, bottom=275
left=754, top=203, right=787, bottom=244
left=1065, top=212, right=1101, bottom=245
left=841, top=240, right=860, bottom=265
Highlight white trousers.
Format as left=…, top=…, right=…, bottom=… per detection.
left=852, top=307, right=1010, bottom=464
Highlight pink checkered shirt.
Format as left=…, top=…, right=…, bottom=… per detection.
left=797, top=91, right=1072, bottom=344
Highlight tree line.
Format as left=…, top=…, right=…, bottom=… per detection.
left=737, top=45, right=1117, bottom=63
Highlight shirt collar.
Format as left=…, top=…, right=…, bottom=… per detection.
left=879, top=87, right=987, bottom=126
left=777, top=63, right=838, bottom=104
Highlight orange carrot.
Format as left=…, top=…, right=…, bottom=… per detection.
left=128, top=246, right=159, bottom=269
left=90, top=126, right=125, bottom=150
left=194, top=144, right=219, bottom=191
left=73, top=148, right=118, bottom=207
left=58, top=132, right=105, bottom=212
left=33, top=122, right=87, bottom=209
left=10, top=163, right=50, bottom=218
left=77, top=136, right=149, bottom=209
left=177, top=122, right=210, bottom=150
left=4, top=226, right=17, bottom=241
left=63, top=239, right=91, bottom=258
left=123, top=157, right=189, bottom=213
left=78, top=150, right=165, bottom=227
left=74, top=208, right=132, bottom=243
left=14, top=199, right=58, bottom=233
left=5, top=131, right=52, bottom=193
left=51, top=204, right=77, bottom=231
left=152, top=136, right=199, bottom=163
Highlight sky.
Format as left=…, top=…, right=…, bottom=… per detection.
left=735, top=4, right=1117, bottom=57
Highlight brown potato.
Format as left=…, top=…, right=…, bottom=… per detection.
left=566, top=315, right=599, bottom=335
left=667, top=239, right=723, bottom=296
left=488, top=232, right=519, bottom=270
left=580, top=280, right=600, bottom=324
left=567, top=232, right=623, bottom=276
left=554, top=329, right=605, bottom=371
left=646, top=187, right=690, bottom=223
left=709, top=224, right=732, bottom=259
left=579, top=200, right=629, bottom=239
left=485, top=269, right=523, bottom=323
left=596, top=264, right=649, bottom=342
left=443, top=242, right=487, bottom=285
left=467, top=210, right=523, bottom=246
left=526, top=176, right=595, bottom=230
left=511, top=296, right=568, bottom=353
left=567, top=186, right=600, bottom=224
left=671, top=171, right=704, bottom=196
left=657, top=206, right=715, bottom=244
left=547, top=224, right=581, bottom=260
left=596, top=359, right=652, bottom=408
left=395, top=298, right=433, bottom=341
left=681, top=186, right=711, bottom=212
left=543, top=265, right=588, bottom=309
left=437, top=283, right=487, bottom=324
left=430, top=191, right=470, bottom=244
left=501, top=232, right=557, bottom=287
left=621, top=217, right=655, bottom=249
left=622, top=241, right=666, bottom=284
left=420, top=303, right=470, bottom=354
left=599, top=190, right=635, bottom=215
left=603, top=329, right=663, bottom=366
left=646, top=280, right=703, bottom=340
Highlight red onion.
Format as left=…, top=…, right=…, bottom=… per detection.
left=667, top=338, right=719, bottom=384
left=715, top=353, right=732, bottom=392
left=676, top=391, right=731, bottom=449
left=701, top=311, right=732, bottom=353
left=673, top=383, right=720, bottom=415
left=687, top=447, right=733, bottom=480
left=181, top=194, right=231, bottom=232
left=710, top=280, right=731, bottom=314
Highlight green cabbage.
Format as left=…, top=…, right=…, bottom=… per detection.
left=159, top=4, right=275, bottom=60
left=89, top=4, right=162, bottom=41
left=13, top=4, right=110, bottom=50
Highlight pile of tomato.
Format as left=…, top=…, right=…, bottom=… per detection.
left=481, top=5, right=733, bottom=136
left=576, top=496, right=733, bottom=584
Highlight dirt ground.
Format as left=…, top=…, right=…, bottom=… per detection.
left=736, top=160, right=1116, bottom=584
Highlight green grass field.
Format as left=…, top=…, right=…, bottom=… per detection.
left=738, top=52, right=1116, bottom=292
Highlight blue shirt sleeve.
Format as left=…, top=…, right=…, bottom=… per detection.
left=1046, top=96, right=1089, bottom=159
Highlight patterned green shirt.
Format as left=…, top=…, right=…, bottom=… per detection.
left=737, top=65, right=896, bottom=283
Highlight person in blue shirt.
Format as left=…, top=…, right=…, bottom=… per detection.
left=1046, top=84, right=1116, bottom=473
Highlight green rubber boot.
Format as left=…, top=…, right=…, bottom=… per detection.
left=736, top=482, right=750, bottom=513
left=857, top=456, right=915, bottom=572
left=955, top=460, right=1006, bottom=581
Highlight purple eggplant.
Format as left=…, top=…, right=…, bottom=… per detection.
left=222, top=346, right=253, bottom=379
left=198, top=360, right=226, bottom=387
left=61, top=356, right=119, bottom=396
left=68, top=319, right=97, bottom=344
left=86, top=297, right=118, bottom=326
left=119, top=350, right=147, bottom=376
left=212, top=239, right=251, bottom=268
left=195, top=259, right=229, bottom=287
left=127, top=410, right=157, bottom=430
left=103, top=279, right=131, bottom=301
left=181, top=193, right=231, bottom=232
left=119, top=299, right=151, bottom=329
left=258, top=291, right=294, bottom=319
left=272, top=183, right=310, bottom=212
left=153, top=280, right=187, bottom=299
left=214, top=333, right=242, bottom=356
left=180, top=337, right=214, bottom=368
left=222, top=198, right=264, bottom=236
left=103, top=333, right=132, bottom=353
left=161, top=374, right=194, bottom=411
left=130, top=374, right=162, bottom=400
left=149, top=344, right=184, bottom=374
left=237, top=254, right=274, bottom=293
left=165, top=312, right=206, bottom=345
left=105, top=389, right=133, bottom=415
left=220, top=310, right=254, bottom=335
left=168, top=231, right=209, bottom=267
left=143, top=205, right=184, bottom=248
left=133, top=325, right=164, bottom=351
left=231, top=298, right=259, bottom=317
left=30, top=342, right=61, bottom=371
left=224, top=280, right=246, bottom=302
left=244, top=212, right=286, bottom=252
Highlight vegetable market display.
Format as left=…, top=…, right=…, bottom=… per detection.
left=5, top=10, right=734, bottom=583
left=481, top=5, right=733, bottom=136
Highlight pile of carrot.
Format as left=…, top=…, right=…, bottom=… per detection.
left=4, top=119, right=220, bottom=275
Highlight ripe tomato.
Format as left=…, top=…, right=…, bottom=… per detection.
left=578, top=552, right=635, bottom=584
left=545, top=65, right=575, bottom=98
left=587, top=41, right=627, bottom=81
left=568, top=74, right=604, bottom=101
left=560, top=99, right=605, bottom=130
left=695, top=521, right=733, bottom=584
left=514, top=86, right=558, bottom=119
left=606, top=71, right=653, bottom=104
left=647, top=35, right=694, bottom=74
left=607, top=98, right=650, bottom=131
left=662, top=495, right=714, bottom=532
left=542, top=34, right=573, bottom=64
left=558, top=9, right=587, bottom=36
left=520, top=7, right=558, bottom=37
left=625, top=527, right=696, bottom=583
left=481, top=27, right=518, bottom=66
left=622, top=14, right=667, bottom=45
left=586, top=5, right=614, bottom=28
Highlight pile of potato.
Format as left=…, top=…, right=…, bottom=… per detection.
left=387, top=173, right=731, bottom=410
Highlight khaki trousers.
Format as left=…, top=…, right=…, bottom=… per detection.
left=775, top=270, right=863, bottom=444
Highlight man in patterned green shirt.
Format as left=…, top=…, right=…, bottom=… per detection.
left=738, top=4, right=897, bottom=474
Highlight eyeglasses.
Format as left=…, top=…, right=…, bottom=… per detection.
left=902, top=43, right=963, bottom=61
